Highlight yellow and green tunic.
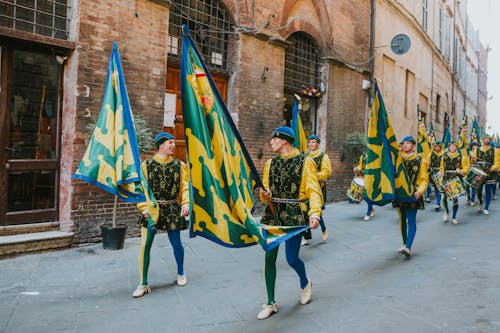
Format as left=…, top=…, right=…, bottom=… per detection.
left=260, top=148, right=322, bottom=227
left=394, top=153, right=429, bottom=210
left=427, top=149, right=444, bottom=185
left=473, top=145, right=500, bottom=185
left=439, top=151, right=470, bottom=183
left=137, top=154, right=189, bottom=231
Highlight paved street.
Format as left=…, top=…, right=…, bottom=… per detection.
left=1, top=196, right=500, bottom=333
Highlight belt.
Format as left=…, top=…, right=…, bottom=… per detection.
left=445, top=170, right=457, bottom=173
left=157, top=199, right=178, bottom=204
left=271, top=198, right=307, bottom=204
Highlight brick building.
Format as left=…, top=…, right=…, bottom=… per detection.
left=0, top=0, right=373, bottom=251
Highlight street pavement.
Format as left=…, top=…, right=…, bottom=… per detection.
left=1, top=195, right=500, bottom=333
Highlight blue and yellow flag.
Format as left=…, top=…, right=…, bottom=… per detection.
left=291, top=99, right=308, bottom=154
left=180, top=26, right=307, bottom=251
left=458, top=112, right=468, bottom=155
left=442, top=113, right=451, bottom=147
left=364, top=82, right=414, bottom=206
left=417, top=107, right=431, bottom=158
left=73, top=43, right=158, bottom=226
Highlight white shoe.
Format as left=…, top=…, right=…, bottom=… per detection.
left=425, top=198, right=431, bottom=203
left=470, top=202, right=476, bottom=207
left=370, top=209, right=375, bottom=217
left=300, top=238, right=311, bottom=246
left=176, top=274, right=187, bottom=286
left=300, top=279, right=312, bottom=305
left=477, top=204, right=483, bottom=213
left=132, top=284, right=151, bottom=298
left=442, top=213, right=449, bottom=222
left=363, top=215, right=371, bottom=221
left=321, top=229, right=329, bottom=241
left=398, top=246, right=411, bottom=259
left=451, top=218, right=459, bottom=224
left=484, top=210, right=490, bottom=215
left=257, top=303, right=278, bottom=320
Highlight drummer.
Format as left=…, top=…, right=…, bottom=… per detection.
left=426, top=142, right=444, bottom=211
left=472, top=135, right=500, bottom=215
left=439, top=141, right=470, bottom=224
left=468, top=142, right=480, bottom=206
left=353, top=153, right=375, bottom=221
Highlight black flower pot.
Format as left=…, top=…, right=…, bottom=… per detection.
left=100, top=224, right=127, bottom=250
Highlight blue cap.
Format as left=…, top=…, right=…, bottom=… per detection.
left=469, top=141, right=479, bottom=148
left=154, top=132, right=175, bottom=147
left=307, top=134, right=320, bottom=143
left=448, top=140, right=457, bottom=146
left=400, top=135, right=416, bottom=145
left=271, top=126, right=295, bottom=144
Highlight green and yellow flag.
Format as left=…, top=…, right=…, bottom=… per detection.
left=73, top=43, right=158, bottom=226
left=180, top=26, right=307, bottom=251
left=291, top=99, right=308, bottom=154
left=364, top=82, right=414, bottom=205
left=458, top=112, right=468, bottom=155
left=417, top=106, right=431, bottom=158
left=428, top=122, right=436, bottom=145
left=442, top=113, right=451, bottom=147
left=471, top=117, right=481, bottom=144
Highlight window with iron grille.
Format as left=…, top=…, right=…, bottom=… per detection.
left=283, top=32, right=321, bottom=134
left=168, top=0, right=232, bottom=73
left=284, top=32, right=321, bottom=93
left=0, top=0, right=70, bottom=40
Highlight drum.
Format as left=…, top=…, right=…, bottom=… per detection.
left=464, top=167, right=488, bottom=189
left=442, top=177, right=466, bottom=200
left=430, top=172, right=444, bottom=192
left=346, top=177, right=364, bottom=202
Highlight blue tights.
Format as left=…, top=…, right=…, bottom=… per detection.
left=398, top=208, right=417, bottom=249
left=264, top=234, right=308, bottom=304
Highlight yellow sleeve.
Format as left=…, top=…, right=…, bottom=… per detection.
left=439, top=155, right=445, bottom=175
left=357, top=155, right=364, bottom=172
left=461, top=155, right=470, bottom=175
left=179, top=161, right=190, bottom=206
left=317, top=154, right=332, bottom=182
left=259, top=159, right=272, bottom=203
left=136, top=160, right=149, bottom=213
left=299, top=157, right=323, bottom=217
left=493, top=149, right=500, bottom=170
left=416, top=158, right=429, bottom=195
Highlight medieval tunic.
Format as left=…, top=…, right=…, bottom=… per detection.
left=137, top=154, right=189, bottom=231
left=427, top=149, right=444, bottom=187
left=260, top=148, right=322, bottom=227
left=308, top=149, right=332, bottom=205
left=393, top=153, right=429, bottom=210
left=440, top=152, right=470, bottom=183
left=474, top=145, right=500, bottom=185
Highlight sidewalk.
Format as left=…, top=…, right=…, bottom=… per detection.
left=1, top=198, right=499, bottom=333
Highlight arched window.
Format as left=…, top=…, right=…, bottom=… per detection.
left=168, top=0, right=233, bottom=73
left=283, top=32, right=322, bottom=134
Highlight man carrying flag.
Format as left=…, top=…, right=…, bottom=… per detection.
left=133, top=132, right=190, bottom=298
left=258, top=126, right=322, bottom=319
left=364, top=82, right=428, bottom=259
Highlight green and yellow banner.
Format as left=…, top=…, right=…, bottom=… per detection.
left=73, top=43, right=158, bottom=226
left=180, top=26, right=307, bottom=251
left=417, top=107, right=431, bottom=158
left=291, top=99, right=308, bottom=154
left=364, top=82, right=414, bottom=205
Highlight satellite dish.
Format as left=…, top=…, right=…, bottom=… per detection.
left=391, top=34, right=411, bottom=55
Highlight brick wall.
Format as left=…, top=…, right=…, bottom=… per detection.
left=71, top=0, right=169, bottom=243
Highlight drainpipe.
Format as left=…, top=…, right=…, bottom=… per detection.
left=365, top=0, right=376, bottom=136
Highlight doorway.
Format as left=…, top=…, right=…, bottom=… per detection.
left=0, top=44, right=62, bottom=226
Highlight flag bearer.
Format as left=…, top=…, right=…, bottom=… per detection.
left=393, top=136, right=429, bottom=259
left=132, top=132, right=190, bottom=297
left=257, top=126, right=322, bottom=319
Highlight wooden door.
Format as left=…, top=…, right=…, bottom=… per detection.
left=165, top=65, right=228, bottom=162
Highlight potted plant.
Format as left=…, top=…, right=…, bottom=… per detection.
left=86, top=115, right=153, bottom=249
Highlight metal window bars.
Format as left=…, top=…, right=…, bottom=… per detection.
left=168, top=0, right=232, bottom=72
left=0, top=0, right=70, bottom=40
left=284, top=32, right=321, bottom=93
